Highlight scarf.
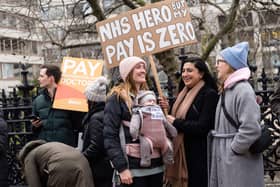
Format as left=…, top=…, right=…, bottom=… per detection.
left=166, top=80, right=205, bottom=187
left=224, top=67, right=250, bottom=89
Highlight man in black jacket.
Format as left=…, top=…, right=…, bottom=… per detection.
left=31, top=64, right=83, bottom=146
left=0, top=110, right=8, bottom=187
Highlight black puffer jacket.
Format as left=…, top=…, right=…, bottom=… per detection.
left=32, top=88, right=84, bottom=146
left=103, top=94, right=163, bottom=173
left=0, top=110, right=8, bottom=187
left=82, top=102, right=113, bottom=180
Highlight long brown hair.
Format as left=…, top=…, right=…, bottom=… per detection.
left=109, top=70, right=148, bottom=113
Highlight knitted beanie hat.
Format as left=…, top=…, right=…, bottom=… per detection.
left=220, top=41, right=249, bottom=70
left=84, top=76, right=108, bottom=102
left=136, top=90, right=156, bottom=105
left=119, top=56, right=146, bottom=81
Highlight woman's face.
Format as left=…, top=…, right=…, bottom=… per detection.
left=215, top=58, right=233, bottom=83
left=181, top=62, right=203, bottom=89
left=132, top=62, right=146, bottom=86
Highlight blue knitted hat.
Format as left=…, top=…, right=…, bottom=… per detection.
left=220, top=42, right=249, bottom=70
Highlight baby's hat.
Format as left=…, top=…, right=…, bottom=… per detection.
left=136, top=90, right=156, bottom=105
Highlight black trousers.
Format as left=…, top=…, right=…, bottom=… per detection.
left=116, top=172, right=163, bottom=187
left=94, top=178, right=113, bottom=187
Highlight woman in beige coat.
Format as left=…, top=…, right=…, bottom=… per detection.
left=18, top=140, right=94, bottom=187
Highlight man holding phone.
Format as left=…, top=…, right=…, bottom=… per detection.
left=30, top=115, right=41, bottom=127
left=31, top=64, right=83, bottom=146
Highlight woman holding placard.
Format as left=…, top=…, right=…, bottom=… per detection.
left=103, top=56, right=164, bottom=187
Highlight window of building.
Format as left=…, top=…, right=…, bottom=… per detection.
left=0, top=12, right=9, bottom=27
left=259, top=11, right=280, bottom=26
left=0, top=37, right=38, bottom=55
left=219, top=12, right=253, bottom=28
left=18, top=19, right=32, bottom=31
left=4, top=39, right=11, bottom=53
left=41, top=28, right=65, bottom=41
left=0, top=11, right=33, bottom=31
left=1, top=63, right=20, bottom=80
left=0, top=39, right=4, bottom=52
left=41, top=5, right=65, bottom=20
left=239, top=12, right=253, bottom=27
left=8, top=15, right=17, bottom=28
left=66, top=2, right=86, bottom=18
left=42, top=48, right=62, bottom=63
left=261, top=27, right=280, bottom=47
left=31, top=41, right=38, bottom=54
left=11, top=39, right=19, bottom=53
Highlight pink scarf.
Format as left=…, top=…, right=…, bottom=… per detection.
left=224, top=67, right=250, bottom=89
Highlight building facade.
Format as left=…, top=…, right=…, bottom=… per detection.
left=0, top=0, right=44, bottom=90
left=188, top=0, right=280, bottom=80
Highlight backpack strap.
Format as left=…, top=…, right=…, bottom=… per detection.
left=119, top=121, right=129, bottom=162
left=221, top=92, right=239, bottom=129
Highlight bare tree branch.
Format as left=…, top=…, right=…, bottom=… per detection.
left=200, top=0, right=226, bottom=15
left=202, top=0, right=240, bottom=60
left=86, top=0, right=106, bottom=21
left=122, top=0, right=138, bottom=9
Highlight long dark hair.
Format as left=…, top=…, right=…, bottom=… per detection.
left=178, top=57, right=218, bottom=92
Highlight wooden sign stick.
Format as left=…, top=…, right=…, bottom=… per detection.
left=148, top=55, right=168, bottom=115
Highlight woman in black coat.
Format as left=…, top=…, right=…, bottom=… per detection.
left=159, top=57, right=219, bottom=187
left=82, top=76, right=113, bottom=187
left=0, top=110, right=8, bottom=187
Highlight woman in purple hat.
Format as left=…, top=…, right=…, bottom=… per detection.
left=208, top=42, right=264, bottom=187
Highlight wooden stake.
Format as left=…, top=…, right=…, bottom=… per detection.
left=148, top=55, right=168, bottom=115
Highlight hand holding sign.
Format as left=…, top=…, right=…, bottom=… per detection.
left=96, top=0, right=197, bottom=115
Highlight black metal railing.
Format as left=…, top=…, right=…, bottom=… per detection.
left=252, top=67, right=280, bottom=180
left=1, top=64, right=35, bottom=185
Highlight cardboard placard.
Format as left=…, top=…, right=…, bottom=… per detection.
left=53, top=57, right=103, bottom=112
left=96, top=0, right=197, bottom=68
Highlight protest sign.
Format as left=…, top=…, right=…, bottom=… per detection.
left=96, top=0, right=197, bottom=68
left=53, top=57, right=103, bottom=112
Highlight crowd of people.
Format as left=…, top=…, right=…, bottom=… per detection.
left=0, top=41, right=271, bottom=187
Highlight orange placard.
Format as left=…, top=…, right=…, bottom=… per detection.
left=96, top=0, right=197, bottom=68
left=53, top=57, right=104, bottom=112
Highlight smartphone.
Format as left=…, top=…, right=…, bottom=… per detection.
left=30, top=115, right=40, bottom=121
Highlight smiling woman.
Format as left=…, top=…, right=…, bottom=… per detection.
left=103, top=56, right=165, bottom=187
left=181, top=62, right=204, bottom=89
left=159, top=57, right=218, bottom=187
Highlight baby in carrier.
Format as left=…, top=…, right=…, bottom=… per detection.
left=130, top=90, right=177, bottom=167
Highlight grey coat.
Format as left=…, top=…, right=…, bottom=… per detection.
left=208, top=81, right=264, bottom=187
